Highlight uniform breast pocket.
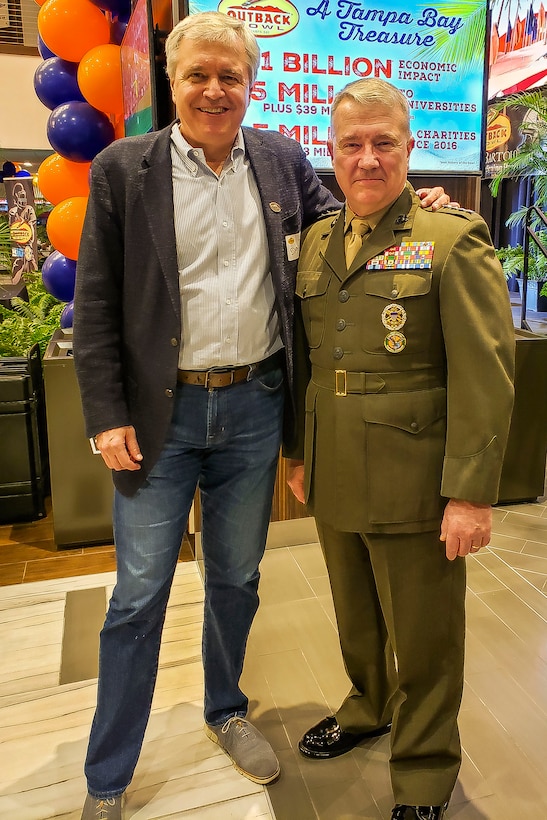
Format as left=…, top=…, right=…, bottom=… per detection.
left=296, top=270, right=331, bottom=349
left=361, top=270, right=434, bottom=355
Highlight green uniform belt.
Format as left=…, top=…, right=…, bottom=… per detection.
left=311, top=364, right=446, bottom=396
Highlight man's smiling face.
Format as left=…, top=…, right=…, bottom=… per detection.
left=170, top=39, right=252, bottom=162
left=328, top=97, right=414, bottom=217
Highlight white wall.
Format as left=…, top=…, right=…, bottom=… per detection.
left=0, top=53, right=51, bottom=152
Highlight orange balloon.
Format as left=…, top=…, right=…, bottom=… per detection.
left=38, top=154, right=91, bottom=205
left=38, top=0, right=110, bottom=63
left=46, top=196, right=89, bottom=261
left=34, top=0, right=48, bottom=6
left=78, top=44, right=123, bottom=118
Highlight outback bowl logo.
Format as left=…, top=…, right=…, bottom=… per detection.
left=9, top=220, right=33, bottom=244
left=486, top=113, right=511, bottom=153
left=218, top=0, right=299, bottom=37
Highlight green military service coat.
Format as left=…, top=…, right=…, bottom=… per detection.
left=292, top=184, right=515, bottom=534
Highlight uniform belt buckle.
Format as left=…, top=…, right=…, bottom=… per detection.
left=335, top=370, right=347, bottom=397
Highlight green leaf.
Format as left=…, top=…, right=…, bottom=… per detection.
left=0, top=272, right=64, bottom=358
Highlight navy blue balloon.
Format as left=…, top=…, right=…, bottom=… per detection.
left=117, top=0, right=132, bottom=23
left=37, top=34, right=56, bottom=60
left=47, top=102, right=115, bottom=162
left=34, top=58, right=85, bottom=110
left=110, top=19, right=128, bottom=45
left=60, top=300, right=74, bottom=329
left=2, top=161, right=16, bottom=177
left=89, top=0, right=131, bottom=19
left=42, top=251, right=77, bottom=302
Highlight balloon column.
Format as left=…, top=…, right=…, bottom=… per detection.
left=34, top=0, right=130, bottom=328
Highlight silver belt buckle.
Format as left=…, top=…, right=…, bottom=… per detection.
left=335, top=370, right=347, bottom=397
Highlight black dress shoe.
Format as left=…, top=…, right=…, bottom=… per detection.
left=298, top=714, right=391, bottom=759
left=391, top=803, right=448, bottom=820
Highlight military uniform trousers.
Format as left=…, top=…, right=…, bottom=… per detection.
left=315, top=518, right=466, bottom=806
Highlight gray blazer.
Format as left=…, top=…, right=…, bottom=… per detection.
left=73, top=123, right=338, bottom=496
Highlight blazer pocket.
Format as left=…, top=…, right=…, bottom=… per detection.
left=281, top=204, right=301, bottom=236
left=296, top=270, right=331, bottom=348
left=363, top=387, right=446, bottom=525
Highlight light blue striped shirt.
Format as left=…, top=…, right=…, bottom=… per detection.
left=170, top=124, right=283, bottom=370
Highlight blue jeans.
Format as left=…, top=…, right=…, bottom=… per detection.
left=85, top=361, right=284, bottom=798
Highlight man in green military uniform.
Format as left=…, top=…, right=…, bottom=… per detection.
left=286, top=78, right=515, bottom=820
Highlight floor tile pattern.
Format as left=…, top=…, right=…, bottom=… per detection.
left=1, top=493, right=546, bottom=819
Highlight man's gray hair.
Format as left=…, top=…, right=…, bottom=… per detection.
left=165, top=11, right=260, bottom=84
left=331, top=79, right=411, bottom=137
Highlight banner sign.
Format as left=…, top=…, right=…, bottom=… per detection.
left=189, top=0, right=488, bottom=173
left=484, top=96, right=544, bottom=178
left=4, top=177, right=39, bottom=284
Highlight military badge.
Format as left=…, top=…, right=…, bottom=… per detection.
left=381, top=303, right=407, bottom=330
left=384, top=331, right=407, bottom=353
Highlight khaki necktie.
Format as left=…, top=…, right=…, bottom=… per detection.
left=345, top=217, right=371, bottom=267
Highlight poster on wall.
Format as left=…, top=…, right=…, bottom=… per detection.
left=484, top=98, right=532, bottom=178
left=4, top=177, right=39, bottom=285
left=489, top=0, right=547, bottom=100
left=189, top=0, right=488, bottom=173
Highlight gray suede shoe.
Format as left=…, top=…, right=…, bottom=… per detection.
left=205, top=716, right=280, bottom=784
left=81, top=793, right=123, bottom=820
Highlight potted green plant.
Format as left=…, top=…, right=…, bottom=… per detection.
left=495, top=240, right=547, bottom=312
left=489, top=90, right=547, bottom=224
left=490, top=90, right=547, bottom=312
left=495, top=243, right=524, bottom=292
left=0, top=272, right=64, bottom=357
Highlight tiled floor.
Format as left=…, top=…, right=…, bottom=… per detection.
left=0, top=494, right=546, bottom=819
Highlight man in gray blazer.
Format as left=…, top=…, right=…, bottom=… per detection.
left=73, top=12, right=449, bottom=820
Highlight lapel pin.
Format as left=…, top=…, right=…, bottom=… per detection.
left=269, top=202, right=281, bottom=212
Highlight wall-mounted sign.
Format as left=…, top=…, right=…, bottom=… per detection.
left=190, top=0, right=488, bottom=173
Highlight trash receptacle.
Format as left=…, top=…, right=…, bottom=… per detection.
left=498, top=329, right=547, bottom=504
left=0, top=344, right=47, bottom=523
left=43, top=328, right=114, bottom=546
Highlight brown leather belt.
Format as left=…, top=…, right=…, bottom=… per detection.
left=177, top=351, right=284, bottom=389
left=177, top=365, right=252, bottom=388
